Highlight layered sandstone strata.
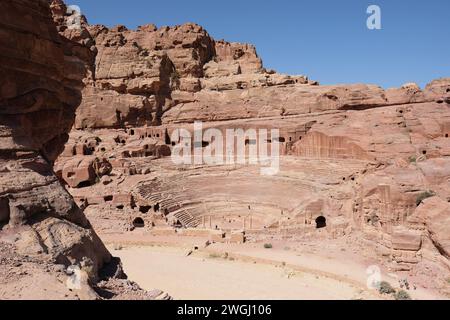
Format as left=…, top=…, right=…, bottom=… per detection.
left=3, top=0, right=449, bottom=298
left=71, top=19, right=313, bottom=129
left=0, top=0, right=167, bottom=300
left=54, top=9, right=450, bottom=290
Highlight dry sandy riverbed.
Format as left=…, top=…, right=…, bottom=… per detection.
left=109, top=245, right=382, bottom=300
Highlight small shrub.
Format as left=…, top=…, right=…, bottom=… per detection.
left=376, top=281, right=395, bottom=295
left=170, top=71, right=181, bottom=90
left=264, top=243, right=273, bottom=249
left=208, top=253, right=221, bottom=259
left=416, top=191, right=435, bottom=206
left=394, top=290, right=412, bottom=300
left=408, top=156, right=416, bottom=163
left=112, top=243, right=123, bottom=251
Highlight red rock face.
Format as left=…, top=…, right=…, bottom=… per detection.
left=1, top=0, right=74, bottom=159
left=3, top=0, right=450, bottom=298
left=57, top=10, right=450, bottom=285
left=72, top=20, right=314, bottom=129
left=0, top=0, right=165, bottom=300
left=74, top=22, right=216, bottom=129
left=70, top=18, right=450, bottom=130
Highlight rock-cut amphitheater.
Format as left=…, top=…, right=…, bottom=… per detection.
left=1, top=0, right=450, bottom=300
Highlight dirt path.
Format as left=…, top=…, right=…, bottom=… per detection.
left=109, top=245, right=381, bottom=300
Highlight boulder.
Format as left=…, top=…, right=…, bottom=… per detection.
left=391, top=227, right=422, bottom=251
left=62, top=156, right=97, bottom=188
left=415, top=197, right=450, bottom=258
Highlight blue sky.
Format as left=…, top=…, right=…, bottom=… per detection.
left=70, top=0, right=450, bottom=88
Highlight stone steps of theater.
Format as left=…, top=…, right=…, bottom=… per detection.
left=173, top=210, right=199, bottom=228
left=170, top=204, right=203, bottom=216
left=164, top=200, right=203, bottom=213
left=137, top=187, right=160, bottom=199
left=139, top=192, right=165, bottom=202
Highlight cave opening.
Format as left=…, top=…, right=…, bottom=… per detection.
left=139, top=206, right=151, bottom=214
left=77, top=181, right=92, bottom=188
left=315, top=216, right=327, bottom=229
left=0, top=197, right=10, bottom=226
left=165, top=129, right=171, bottom=145
left=133, top=217, right=145, bottom=228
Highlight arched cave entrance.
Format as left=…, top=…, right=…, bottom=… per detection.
left=77, top=181, right=92, bottom=188
left=139, top=205, right=151, bottom=214
left=315, top=216, right=327, bottom=229
left=133, top=217, right=145, bottom=228
left=165, top=129, right=171, bottom=145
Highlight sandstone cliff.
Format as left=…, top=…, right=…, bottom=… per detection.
left=72, top=20, right=312, bottom=129
left=0, top=0, right=167, bottom=300
left=56, top=10, right=450, bottom=291
left=2, top=0, right=450, bottom=299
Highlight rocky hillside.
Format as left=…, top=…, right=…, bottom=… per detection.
left=0, top=0, right=168, bottom=300
left=54, top=2, right=450, bottom=290
left=71, top=16, right=450, bottom=128
left=73, top=19, right=313, bottom=129
left=2, top=0, right=450, bottom=299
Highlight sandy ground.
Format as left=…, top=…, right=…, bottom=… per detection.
left=102, top=231, right=448, bottom=300
left=110, top=245, right=382, bottom=300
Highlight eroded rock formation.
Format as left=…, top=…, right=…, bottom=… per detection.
left=2, top=0, right=450, bottom=299
left=0, top=0, right=169, bottom=300
left=72, top=20, right=313, bottom=129
left=53, top=9, right=450, bottom=294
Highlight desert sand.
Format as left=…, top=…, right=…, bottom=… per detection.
left=110, top=245, right=379, bottom=300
